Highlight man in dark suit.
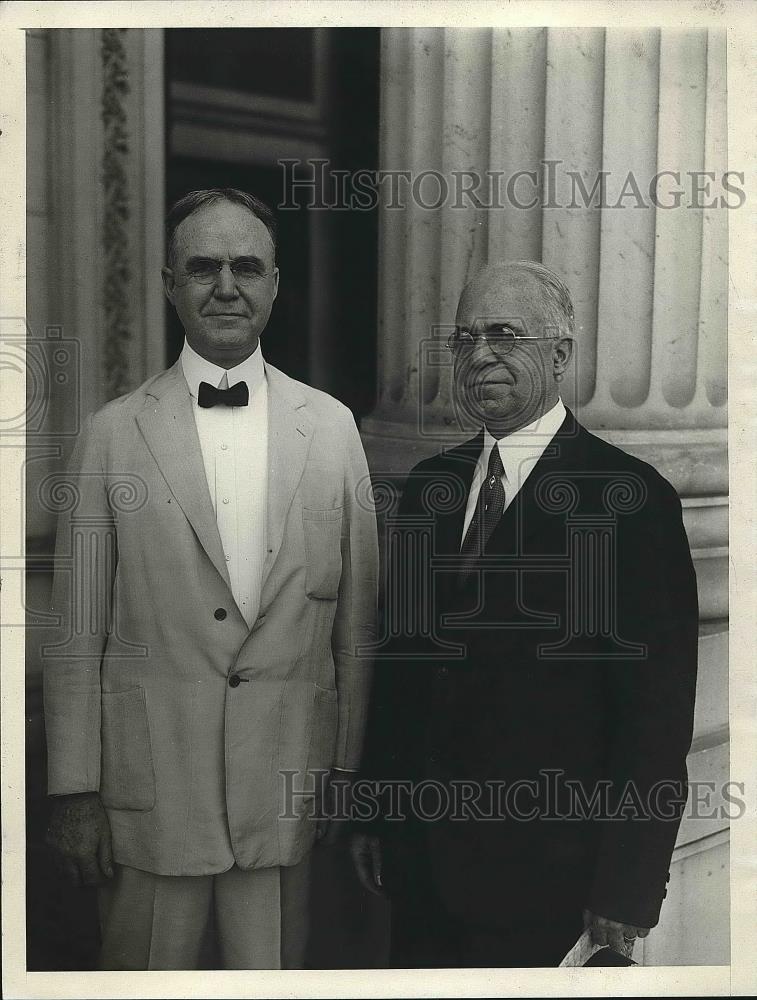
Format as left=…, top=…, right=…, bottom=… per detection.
left=352, top=260, right=699, bottom=967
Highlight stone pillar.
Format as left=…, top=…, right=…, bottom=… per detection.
left=24, top=27, right=166, bottom=780
left=48, top=28, right=166, bottom=416
left=363, top=26, right=728, bottom=966
left=26, top=28, right=166, bottom=546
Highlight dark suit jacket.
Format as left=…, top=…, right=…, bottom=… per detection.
left=361, top=409, right=698, bottom=932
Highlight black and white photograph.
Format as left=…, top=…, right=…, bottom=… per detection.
left=1, top=1, right=755, bottom=996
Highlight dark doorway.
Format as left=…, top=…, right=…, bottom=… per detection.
left=165, top=28, right=380, bottom=419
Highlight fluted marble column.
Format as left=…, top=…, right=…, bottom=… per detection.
left=362, top=27, right=729, bottom=966
left=363, top=27, right=727, bottom=601
left=25, top=28, right=166, bottom=548
left=25, top=28, right=166, bottom=766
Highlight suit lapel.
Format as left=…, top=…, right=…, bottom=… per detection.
left=260, top=364, right=314, bottom=595
left=451, top=410, right=584, bottom=609
left=431, top=433, right=482, bottom=555
left=433, top=414, right=582, bottom=559
left=486, top=408, right=584, bottom=556
left=136, top=361, right=232, bottom=589
left=431, top=434, right=482, bottom=609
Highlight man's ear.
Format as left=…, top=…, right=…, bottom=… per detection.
left=161, top=266, right=176, bottom=304
left=553, top=335, right=574, bottom=376
left=272, top=266, right=280, bottom=301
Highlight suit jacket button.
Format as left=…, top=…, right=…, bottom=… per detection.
left=214, top=607, right=227, bottom=621
left=228, top=674, right=241, bottom=688
left=437, top=667, right=449, bottom=678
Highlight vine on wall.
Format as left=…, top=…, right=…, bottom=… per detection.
left=101, top=27, right=132, bottom=399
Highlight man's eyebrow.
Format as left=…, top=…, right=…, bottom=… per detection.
left=480, top=318, right=524, bottom=330
left=183, top=254, right=267, bottom=266
left=183, top=255, right=216, bottom=268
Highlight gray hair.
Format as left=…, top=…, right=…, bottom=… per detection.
left=502, top=260, right=575, bottom=338
left=165, top=188, right=278, bottom=267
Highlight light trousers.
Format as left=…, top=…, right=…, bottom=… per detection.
left=98, top=857, right=310, bottom=970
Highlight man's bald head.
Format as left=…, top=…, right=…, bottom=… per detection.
left=456, top=261, right=575, bottom=340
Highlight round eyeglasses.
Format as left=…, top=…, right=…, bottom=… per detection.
left=177, top=258, right=270, bottom=286
left=446, top=323, right=558, bottom=357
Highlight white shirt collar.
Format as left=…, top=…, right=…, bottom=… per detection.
left=482, top=398, right=567, bottom=489
left=180, top=338, right=266, bottom=399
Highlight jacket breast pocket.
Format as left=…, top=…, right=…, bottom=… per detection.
left=303, top=506, right=343, bottom=599
left=100, top=687, right=156, bottom=811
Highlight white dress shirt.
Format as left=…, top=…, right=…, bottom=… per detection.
left=461, top=398, right=567, bottom=545
left=180, top=339, right=268, bottom=628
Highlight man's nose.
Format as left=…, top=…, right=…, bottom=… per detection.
left=469, top=335, right=500, bottom=363
left=213, top=263, right=239, bottom=298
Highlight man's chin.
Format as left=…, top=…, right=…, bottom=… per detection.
left=477, top=397, right=518, bottom=420
left=477, top=397, right=541, bottom=433
left=188, top=333, right=261, bottom=365
left=207, top=315, right=249, bottom=326
left=198, top=324, right=257, bottom=343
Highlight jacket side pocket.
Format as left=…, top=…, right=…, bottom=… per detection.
left=100, top=687, right=156, bottom=811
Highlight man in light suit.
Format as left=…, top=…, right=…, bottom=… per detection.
left=353, top=261, right=698, bottom=967
left=44, top=188, right=378, bottom=970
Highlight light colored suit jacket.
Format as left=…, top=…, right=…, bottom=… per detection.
left=43, top=360, right=378, bottom=876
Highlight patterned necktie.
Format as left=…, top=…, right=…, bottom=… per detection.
left=458, top=443, right=506, bottom=578
left=197, top=380, right=249, bottom=408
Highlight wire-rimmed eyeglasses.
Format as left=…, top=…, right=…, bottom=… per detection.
left=446, top=320, right=559, bottom=357
left=175, top=257, right=272, bottom=286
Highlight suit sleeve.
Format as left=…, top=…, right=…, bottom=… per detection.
left=43, top=412, right=114, bottom=795
left=586, top=478, right=699, bottom=928
left=330, top=410, right=379, bottom=770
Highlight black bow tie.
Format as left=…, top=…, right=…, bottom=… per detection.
left=197, top=380, right=249, bottom=408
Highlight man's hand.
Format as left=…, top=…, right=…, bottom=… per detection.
left=46, top=791, right=114, bottom=887
left=349, top=832, right=385, bottom=896
left=583, top=908, right=650, bottom=958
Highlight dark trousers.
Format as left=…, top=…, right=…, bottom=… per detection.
left=390, top=888, right=583, bottom=968
left=384, top=833, right=584, bottom=968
